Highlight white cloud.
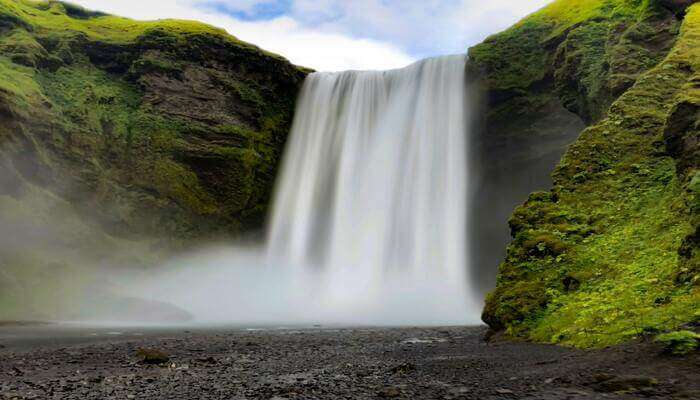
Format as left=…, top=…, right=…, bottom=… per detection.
left=68, top=0, right=552, bottom=71
left=69, top=0, right=414, bottom=71
left=286, top=0, right=553, bottom=56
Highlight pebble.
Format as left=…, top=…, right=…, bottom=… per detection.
left=0, top=326, right=695, bottom=399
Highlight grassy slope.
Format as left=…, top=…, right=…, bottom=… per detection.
left=1, top=0, right=264, bottom=49
left=481, top=1, right=699, bottom=347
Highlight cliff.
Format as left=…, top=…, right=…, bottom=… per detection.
left=0, top=0, right=306, bottom=319
left=475, top=0, right=699, bottom=347
left=0, top=0, right=307, bottom=241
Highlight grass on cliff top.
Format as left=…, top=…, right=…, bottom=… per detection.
left=484, top=3, right=700, bottom=348
left=0, top=0, right=288, bottom=61
left=468, top=0, right=660, bottom=90
left=538, top=0, right=652, bottom=38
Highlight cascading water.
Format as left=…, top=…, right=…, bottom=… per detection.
left=124, top=55, right=480, bottom=326
left=265, top=54, right=477, bottom=324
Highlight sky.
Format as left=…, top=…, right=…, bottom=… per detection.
left=70, top=0, right=552, bottom=71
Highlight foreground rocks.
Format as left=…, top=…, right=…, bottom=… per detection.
left=0, top=326, right=698, bottom=399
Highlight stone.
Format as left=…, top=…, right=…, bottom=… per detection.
left=389, top=363, right=416, bottom=374
left=595, top=375, right=658, bottom=393
left=135, top=349, right=170, bottom=365
left=377, top=387, right=401, bottom=398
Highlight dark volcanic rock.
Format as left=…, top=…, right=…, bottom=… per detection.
left=0, top=326, right=698, bottom=400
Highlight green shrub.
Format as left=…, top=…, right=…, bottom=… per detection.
left=654, top=330, right=700, bottom=355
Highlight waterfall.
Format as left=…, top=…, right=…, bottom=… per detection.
left=267, top=55, right=477, bottom=324
left=125, top=55, right=480, bottom=326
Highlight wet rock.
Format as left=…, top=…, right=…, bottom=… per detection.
left=594, top=375, right=658, bottom=392
left=136, top=348, right=170, bottom=365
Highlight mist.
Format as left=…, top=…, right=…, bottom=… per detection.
left=116, top=245, right=480, bottom=327
left=1, top=55, right=485, bottom=328
left=115, top=55, right=482, bottom=328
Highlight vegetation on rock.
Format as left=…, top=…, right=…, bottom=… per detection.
left=479, top=0, right=700, bottom=347
left=654, top=330, right=700, bottom=354
left=0, top=0, right=306, bottom=241
left=0, top=0, right=306, bottom=320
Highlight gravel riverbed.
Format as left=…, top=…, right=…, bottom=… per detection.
left=0, top=325, right=698, bottom=399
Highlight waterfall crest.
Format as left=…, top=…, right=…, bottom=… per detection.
left=267, top=55, right=477, bottom=324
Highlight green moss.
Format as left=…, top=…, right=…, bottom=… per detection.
left=469, top=0, right=681, bottom=134
left=36, top=62, right=141, bottom=138
left=1, top=1, right=225, bottom=43
left=129, top=53, right=183, bottom=77
left=0, top=28, right=47, bottom=67
left=469, top=0, right=653, bottom=91
left=654, top=330, right=700, bottom=355
left=0, top=0, right=305, bottom=322
left=483, top=3, right=700, bottom=348
left=468, top=19, right=551, bottom=91
left=149, top=158, right=217, bottom=215
left=0, top=56, right=41, bottom=108
left=0, top=0, right=305, bottom=243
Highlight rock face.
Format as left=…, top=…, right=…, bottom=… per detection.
left=467, top=0, right=683, bottom=292
left=475, top=0, right=700, bottom=347
left=0, top=0, right=306, bottom=320
left=0, top=0, right=307, bottom=243
left=660, top=0, right=697, bottom=15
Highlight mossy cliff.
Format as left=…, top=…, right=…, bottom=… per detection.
left=474, top=0, right=699, bottom=347
left=0, top=0, right=306, bottom=319
left=0, top=0, right=307, bottom=242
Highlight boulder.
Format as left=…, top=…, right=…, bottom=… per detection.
left=136, top=348, right=170, bottom=365
left=594, top=375, right=658, bottom=393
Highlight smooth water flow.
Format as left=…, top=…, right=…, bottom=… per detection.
left=121, top=55, right=480, bottom=326
left=266, top=55, right=477, bottom=324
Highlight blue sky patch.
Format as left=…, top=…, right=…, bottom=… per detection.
left=201, top=0, right=292, bottom=21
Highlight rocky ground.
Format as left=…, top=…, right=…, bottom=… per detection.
left=0, top=325, right=698, bottom=399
